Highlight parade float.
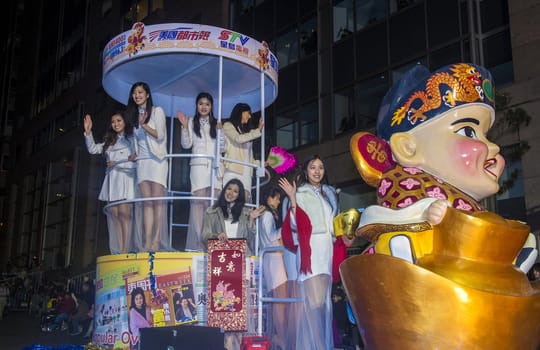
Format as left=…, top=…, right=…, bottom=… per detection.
left=340, top=63, right=540, bottom=349
left=97, top=22, right=278, bottom=349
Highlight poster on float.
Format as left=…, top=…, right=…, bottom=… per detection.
left=93, top=252, right=207, bottom=349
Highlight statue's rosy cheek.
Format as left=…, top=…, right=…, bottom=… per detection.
left=450, top=138, right=488, bottom=175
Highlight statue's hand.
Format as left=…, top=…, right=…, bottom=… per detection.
left=424, top=200, right=448, bottom=225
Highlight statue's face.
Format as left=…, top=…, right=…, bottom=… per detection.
left=396, top=104, right=504, bottom=201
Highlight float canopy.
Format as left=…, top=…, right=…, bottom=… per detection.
left=102, top=23, right=279, bottom=117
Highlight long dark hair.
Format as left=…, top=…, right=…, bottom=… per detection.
left=103, top=111, right=133, bottom=153
left=297, top=154, right=329, bottom=187
left=225, top=103, right=253, bottom=134
left=126, top=82, right=154, bottom=128
left=214, top=178, right=246, bottom=223
left=298, top=155, right=337, bottom=212
left=261, top=185, right=282, bottom=229
left=193, top=92, right=218, bottom=139
left=130, top=287, right=147, bottom=320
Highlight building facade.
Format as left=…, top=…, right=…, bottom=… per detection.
left=0, top=0, right=539, bottom=277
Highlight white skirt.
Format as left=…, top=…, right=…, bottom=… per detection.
left=137, top=157, right=168, bottom=187
left=263, top=251, right=288, bottom=291
left=190, top=164, right=222, bottom=192
left=98, top=167, right=136, bottom=202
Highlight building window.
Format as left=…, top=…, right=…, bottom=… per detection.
left=300, top=16, right=317, bottom=58
left=429, top=42, right=462, bottom=70
left=496, top=145, right=526, bottom=221
left=391, top=58, right=426, bottom=84
left=482, top=29, right=513, bottom=85
left=356, top=74, right=389, bottom=129
left=299, top=56, right=318, bottom=101
left=333, top=37, right=355, bottom=88
left=275, top=101, right=318, bottom=148
left=479, top=0, right=509, bottom=33
left=339, top=183, right=377, bottom=212
left=426, top=0, right=460, bottom=48
left=390, top=0, right=418, bottom=14
left=299, top=101, right=318, bottom=146
left=276, top=109, right=298, bottom=149
left=355, top=0, right=387, bottom=31
left=43, top=154, right=76, bottom=269
left=275, top=28, right=299, bottom=69
left=389, top=3, right=426, bottom=64
left=334, top=87, right=356, bottom=135
left=333, top=0, right=355, bottom=42
left=355, top=23, right=388, bottom=78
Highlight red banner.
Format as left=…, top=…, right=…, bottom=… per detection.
left=207, top=239, right=247, bottom=331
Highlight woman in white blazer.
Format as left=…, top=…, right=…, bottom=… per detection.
left=126, top=82, right=170, bottom=252
left=83, top=112, right=136, bottom=254
left=222, top=103, right=264, bottom=202
left=177, top=92, right=225, bottom=252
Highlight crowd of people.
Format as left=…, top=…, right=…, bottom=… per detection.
left=0, top=276, right=96, bottom=340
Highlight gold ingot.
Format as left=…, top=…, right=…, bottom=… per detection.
left=333, top=208, right=361, bottom=239
left=340, top=207, right=540, bottom=349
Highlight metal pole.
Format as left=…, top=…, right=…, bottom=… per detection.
left=257, top=69, right=265, bottom=336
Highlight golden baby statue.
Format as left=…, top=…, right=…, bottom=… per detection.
left=340, top=63, right=540, bottom=349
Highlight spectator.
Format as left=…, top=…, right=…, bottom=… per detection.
left=48, top=290, right=77, bottom=331
left=70, top=281, right=94, bottom=336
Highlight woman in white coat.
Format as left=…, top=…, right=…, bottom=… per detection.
left=83, top=112, right=136, bottom=253
left=279, top=155, right=354, bottom=350
left=222, top=103, right=264, bottom=202
left=177, top=92, right=224, bottom=251
left=126, top=81, right=170, bottom=252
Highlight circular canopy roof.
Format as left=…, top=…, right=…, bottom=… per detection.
left=102, top=23, right=279, bottom=117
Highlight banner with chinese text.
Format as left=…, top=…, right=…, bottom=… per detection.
left=207, top=239, right=247, bottom=331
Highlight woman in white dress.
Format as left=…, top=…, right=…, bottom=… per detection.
left=176, top=92, right=225, bottom=251
left=222, top=103, right=264, bottom=202
left=279, top=155, right=354, bottom=350
left=83, top=112, right=136, bottom=253
left=259, top=185, right=290, bottom=350
left=126, top=82, right=170, bottom=252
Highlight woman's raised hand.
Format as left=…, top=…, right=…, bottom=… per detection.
left=250, top=205, right=266, bottom=220
left=176, top=111, right=188, bottom=128
left=83, top=114, right=93, bottom=135
left=278, top=178, right=296, bottom=198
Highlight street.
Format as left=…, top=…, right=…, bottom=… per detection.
left=0, top=310, right=89, bottom=350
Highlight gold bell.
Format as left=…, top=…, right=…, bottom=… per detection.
left=333, top=208, right=361, bottom=240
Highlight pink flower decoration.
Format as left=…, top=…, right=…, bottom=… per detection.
left=399, top=178, right=421, bottom=190
left=454, top=199, right=473, bottom=211
left=379, top=179, right=392, bottom=196
left=426, top=186, right=447, bottom=200
left=403, top=167, right=423, bottom=175
left=267, top=146, right=297, bottom=174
